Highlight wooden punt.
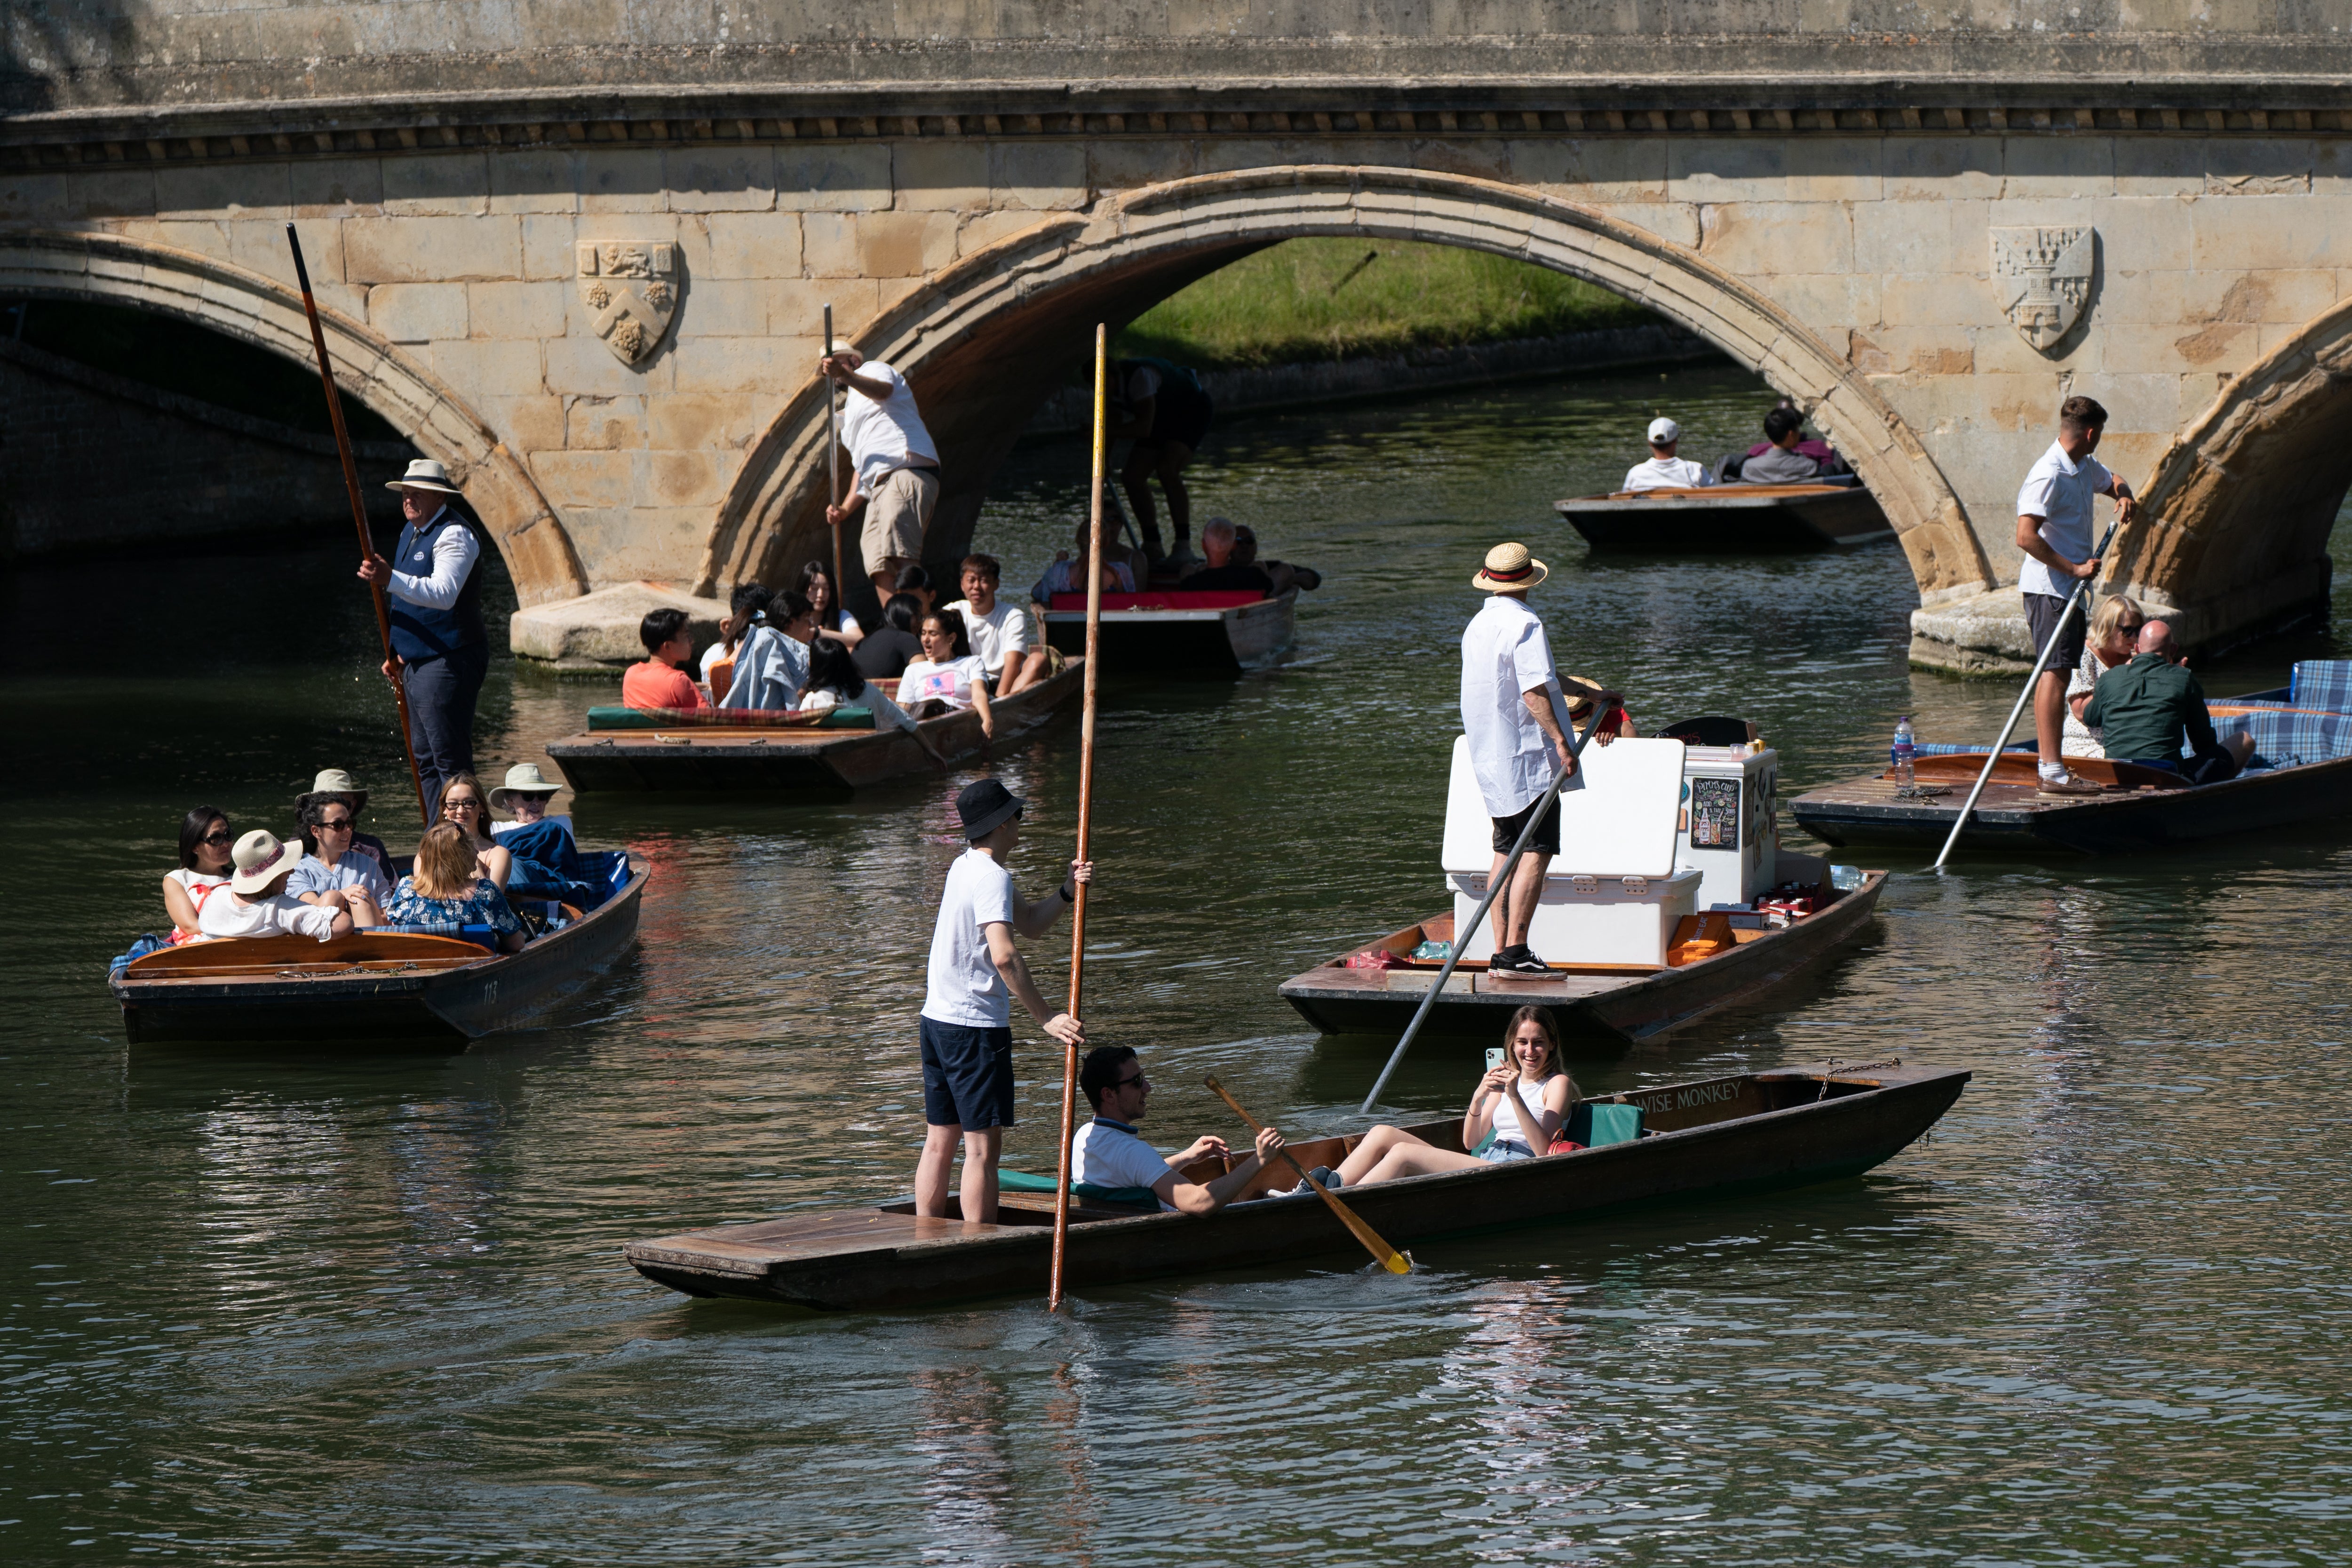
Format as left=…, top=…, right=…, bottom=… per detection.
left=1041, top=589, right=1296, bottom=675
left=625, top=1057, right=1966, bottom=1311
left=1276, top=870, right=1885, bottom=1041
left=544, top=656, right=1084, bottom=793
left=1789, top=747, right=2352, bottom=857
left=108, top=856, right=647, bottom=1044
left=1556, top=481, right=1894, bottom=553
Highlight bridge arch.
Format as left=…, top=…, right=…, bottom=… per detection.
left=706, top=165, right=1987, bottom=602
left=0, top=230, right=587, bottom=606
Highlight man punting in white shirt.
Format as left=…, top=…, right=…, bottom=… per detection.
left=2014, top=394, right=2139, bottom=795
left=1070, top=1045, right=1286, bottom=1213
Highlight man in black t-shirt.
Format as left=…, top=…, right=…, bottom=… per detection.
left=1180, top=518, right=1273, bottom=595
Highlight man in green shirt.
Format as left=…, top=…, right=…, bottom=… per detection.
left=2079, top=620, right=2256, bottom=785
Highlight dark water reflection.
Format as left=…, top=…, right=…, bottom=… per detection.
left=5, top=363, right=2351, bottom=1563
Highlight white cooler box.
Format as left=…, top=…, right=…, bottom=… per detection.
left=1441, top=735, right=1700, bottom=967
left=1675, top=742, right=1780, bottom=910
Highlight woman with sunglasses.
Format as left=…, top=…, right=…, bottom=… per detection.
left=2063, top=594, right=2147, bottom=760
left=434, top=773, right=515, bottom=891
left=286, top=795, right=390, bottom=929
left=163, top=807, right=236, bottom=941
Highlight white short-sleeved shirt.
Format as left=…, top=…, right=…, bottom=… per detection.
left=2015, top=440, right=2114, bottom=600
left=839, top=360, right=940, bottom=494
left=898, top=656, right=986, bottom=712
left=286, top=852, right=390, bottom=904
left=944, top=598, right=1033, bottom=680
left=1070, top=1117, right=1179, bottom=1210
left=1461, top=595, right=1565, bottom=817
left=198, top=890, right=340, bottom=942
left=922, top=848, right=1018, bottom=1028
left=1622, top=456, right=1712, bottom=492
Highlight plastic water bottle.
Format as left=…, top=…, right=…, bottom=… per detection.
left=1890, top=716, right=1916, bottom=788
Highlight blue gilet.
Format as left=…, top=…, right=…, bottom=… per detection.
left=387, top=508, right=487, bottom=661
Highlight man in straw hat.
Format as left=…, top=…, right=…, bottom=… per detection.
left=358, top=459, right=489, bottom=808
left=1462, top=543, right=1621, bottom=976
left=197, top=829, right=356, bottom=942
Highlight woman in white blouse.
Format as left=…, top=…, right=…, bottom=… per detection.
left=2063, top=594, right=2147, bottom=760
left=895, top=609, right=994, bottom=741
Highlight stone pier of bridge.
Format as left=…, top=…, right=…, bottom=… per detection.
left=5, top=3, right=2350, bottom=669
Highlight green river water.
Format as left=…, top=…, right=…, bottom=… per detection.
left=6, top=363, right=2351, bottom=1565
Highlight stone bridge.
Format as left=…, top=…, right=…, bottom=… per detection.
left=5, top=3, right=2349, bottom=669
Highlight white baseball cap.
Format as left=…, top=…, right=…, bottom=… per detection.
left=1646, top=417, right=1680, bottom=444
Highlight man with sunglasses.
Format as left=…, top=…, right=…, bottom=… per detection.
left=1071, top=1045, right=1287, bottom=1214
left=287, top=795, right=390, bottom=928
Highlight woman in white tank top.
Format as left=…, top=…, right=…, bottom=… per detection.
left=1312, top=1005, right=1582, bottom=1192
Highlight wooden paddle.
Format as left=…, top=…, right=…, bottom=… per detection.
left=1204, top=1075, right=1412, bottom=1275
left=823, top=304, right=845, bottom=604
left=285, top=224, right=430, bottom=826
left=1049, top=325, right=1112, bottom=1314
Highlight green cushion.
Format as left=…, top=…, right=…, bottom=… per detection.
left=996, top=1168, right=1159, bottom=1206
left=1566, top=1101, right=1643, bottom=1147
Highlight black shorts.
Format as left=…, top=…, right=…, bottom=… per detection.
left=920, top=1016, right=1016, bottom=1130
left=1491, top=795, right=1562, bottom=856
left=1144, top=380, right=1214, bottom=451
left=2023, top=592, right=2086, bottom=676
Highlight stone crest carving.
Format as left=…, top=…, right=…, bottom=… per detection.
left=578, top=241, right=677, bottom=366
left=1990, top=226, right=2094, bottom=351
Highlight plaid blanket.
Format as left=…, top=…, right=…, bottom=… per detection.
left=2290, top=660, right=2352, bottom=713
left=2210, top=707, right=2352, bottom=770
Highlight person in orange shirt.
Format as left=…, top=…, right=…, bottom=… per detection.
left=621, top=608, right=708, bottom=712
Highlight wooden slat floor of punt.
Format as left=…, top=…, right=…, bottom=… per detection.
left=1287, top=965, right=1641, bottom=1002
left=1796, top=776, right=2083, bottom=815
left=630, top=1210, right=1010, bottom=1267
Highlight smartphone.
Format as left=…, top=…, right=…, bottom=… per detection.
left=1485, top=1048, right=1508, bottom=1071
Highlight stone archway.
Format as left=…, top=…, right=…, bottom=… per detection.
left=0, top=228, right=587, bottom=606
left=704, top=165, right=1985, bottom=603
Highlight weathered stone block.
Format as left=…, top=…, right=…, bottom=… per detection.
left=345, top=216, right=521, bottom=282
left=2004, top=135, right=2114, bottom=199
left=567, top=506, right=713, bottom=586
left=850, top=211, right=960, bottom=277
left=292, top=159, right=385, bottom=215
left=1089, top=138, right=1198, bottom=192
left=2203, top=141, right=2313, bottom=197
left=489, top=150, right=580, bottom=215
left=955, top=207, right=1053, bottom=258
left=1763, top=271, right=1880, bottom=334
left=649, top=393, right=760, bottom=452
left=1882, top=137, right=2002, bottom=200
left=544, top=330, right=660, bottom=397
left=69, top=170, right=158, bottom=219
left=1786, top=138, right=1882, bottom=201
left=481, top=392, right=567, bottom=454
left=2114, top=137, right=2205, bottom=197
left=1665, top=138, right=1787, bottom=201
left=642, top=449, right=730, bottom=507
left=1698, top=201, right=1848, bottom=275
left=0, top=172, right=69, bottom=222
left=564, top=394, right=647, bottom=451
left=694, top=212, right=802, bottom=278
left=2193, top=195, right=2352, bottom=270
left=530, top=447, right=634, bottom=509
left=1970, top=324, right=2098, bottom=376
left=1607, top=202, right=1699, bottom=247
left=991, top=143, right=1089, bottom=209
left=2103, top=319, right=2260, bottom=375
left=371, top=282, right=469, bottom=342
left=581, top=149, right=669, bottom=214
left=669, top=336, right=802, bottom=394
left=779, top=146, right=894, bottom=212
left=1878, top=272, right=2000, bottom=329
left=382, top=152, right=490, bottom=216
left=1510, top=138, right=1668, bottom=201
left=895, top=141, right=990, bottom=210
left=428, top=336, right=545, bottom=397
left=667, top=147, right=779, bottom=212
left=509, top=581, right=726, bottom=668
left=769, top=279, right=876, bottom=339
left=1848, top=326, right=1975, bottom=377
left=155, top=161, right=290, bottom=220
left=1853, top=199, right=1952, bottom=275
left=801, top=213, right=860, bottom=278
left=522, top=214, right=578, bottom=281
left=467, top=279, right=567, bottom=340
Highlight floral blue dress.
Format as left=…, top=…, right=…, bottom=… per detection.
left=383, top=876, right=524, bottom=939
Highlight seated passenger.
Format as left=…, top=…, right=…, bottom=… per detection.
left=700, top=583, right=771, bottom=693
left=622, top=607, right=709, bottom=713
left=488, top=762, right=573, bottom=845
left=1621, top=417, right=1713, bottom=492
left=945, top=552, right=1041, bottom=695
left=1738, top=406, right=1822, bottom=485
left=1562, top=674, right=1639, bottom=739
left=1229, top=523, right=1322, bottom=594
left=897, top=609, right=995, bottom=740
left=2082, top=619, right=2256, bottom=785
left=434, top=773, right=514, bottom=890
left=801, top=635, right=921, bottom=734
left=163, top=805, right=236, bottom=942
left=1177, top=517, right=1272, bottom=594
left=799, top=559, right=864, bottom=650
left=1030, top=519, right=1137, bottom=605
left=296, top=769, right=391, bottom=877
left=894, top=563, right=939, bottom=620
left=485, top=763, right=603, bottom=910
left=852, top=591, right=928, bottom=682
left=383, top=822, right=527, bottom=954
left=287, top=794, right=389, bottom=929
left=721, top=589, right=815, bottom=711
left=2062, top=594, right=2147, bottom=761
left=1313, top=1007, right=1580, bottom=1191
left=1071, top=1045, right=1287, bottom=1213
left=199, top=829, right=354, bottom=942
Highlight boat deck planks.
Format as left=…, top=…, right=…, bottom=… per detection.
left=1555, top=483, right=1893, bottom=552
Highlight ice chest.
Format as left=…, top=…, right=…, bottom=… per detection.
left=1674, top=742, right=1780, bottom=910
left=1441, top=735, right=1700, bottom=966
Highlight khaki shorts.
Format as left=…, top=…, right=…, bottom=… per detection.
left=860, top=466, right=938, bottom=576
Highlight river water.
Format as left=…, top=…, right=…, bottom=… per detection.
left=7, top=363, right=2351, bottom=1565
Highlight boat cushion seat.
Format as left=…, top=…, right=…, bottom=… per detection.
left=2208, top=707, right=2352, bottom=770
left=997, top=1168, right=1160, bottom=1207
left=1565, top=1101, right=1644, bottom=1148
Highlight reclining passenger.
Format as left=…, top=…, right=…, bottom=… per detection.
left=383, top=822, right=527, bottom=954
left=623, top=607, right=708, bottom=713
left=287, top=794, right=389, bottom=929
left=199, top=829, right=355, bottom=942
left=722, top=589, right=815, bottom=711
left=1030, top=518, right=1137, bottom=606
left=163, top=805, right=236, bottom=941
left=1304, top=1006, right=1580, bottom=1192
left=487, top=763, right=604, bottom=911
left=2082, top=619, right=2256, bottom=785
left=897, top=609, right=995, bottom=741
left=1072, top=1045, right=1287, bottom=1213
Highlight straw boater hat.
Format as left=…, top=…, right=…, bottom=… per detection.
left=385, top=458, right=465, bottom=495
left=489, top=762, right=562, bottom=813
left=227, top=829, right=304, bottom=895
left=296, top=768, right=368, bottom=813
left=1471, top=542, right=1549, bottom=593
left=1561, top=674, right=1608, bottom=716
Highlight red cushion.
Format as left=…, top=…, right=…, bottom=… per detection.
left=1048, top=590, right=1264, bottom=612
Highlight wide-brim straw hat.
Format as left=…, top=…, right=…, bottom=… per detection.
left=1472, top=542, right=1549, bottom=593
left=228, top=829, right=304, bottom=895
left=489, top=762, right=562, bottom=812
left=385, top=458, right=465, bottom=495
left=1561, top=674, right=1607, bottom=715
left=296, top=768, right=369, bottom=812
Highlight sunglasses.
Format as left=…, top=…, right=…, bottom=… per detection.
left=315, top=819, right=354, bottom=833
left=444, top=798, right=482, bottom=812
left=2119, top=622, right=2145, bottom=635
left=1112, top=1073, right=1150, bottom=1090
left=199, top=830, right=233, bottom=846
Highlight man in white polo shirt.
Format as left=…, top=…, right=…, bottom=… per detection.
left=943, top=551, right=1041, bottom=695
left=2016, top=395, right=2138, bottom=794
left=1069, top=1045, right=1285, bottom=1212
left=1460, top=542, right=1618, bottom=975
left=822, top=348, right=942, bottom=612
left=1621, top=416, right=1713, bottom=492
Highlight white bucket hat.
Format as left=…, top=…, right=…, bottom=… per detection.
left=228, top=829, right=304, bottom=895
left=385, top=458, right=465, bottom=495
left=296, top=768, right=368, bottom=812
left=489, top=762, right=563, bottom=813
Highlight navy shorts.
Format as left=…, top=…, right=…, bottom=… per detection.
left=2023, top=592, right=2086, bottom=676
left=921, top=1016, right=1016, bottom=1130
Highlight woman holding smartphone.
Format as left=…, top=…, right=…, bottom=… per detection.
left=1293, top=1006, right=1581, bottom=1193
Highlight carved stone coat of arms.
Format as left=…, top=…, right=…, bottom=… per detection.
left=578, top=242, right=677, bottom=366
left=1990, top=226, right=2094, bottom=351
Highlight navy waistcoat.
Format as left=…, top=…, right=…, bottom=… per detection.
left=387, top=508, right=486, bottom=661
